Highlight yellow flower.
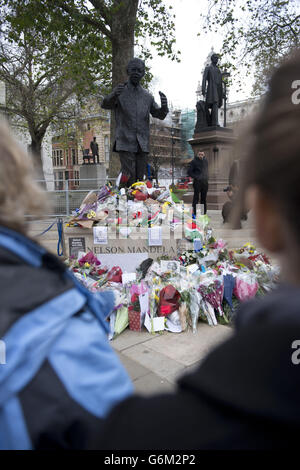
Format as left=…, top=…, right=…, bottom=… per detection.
left=87, top=210, right=96, bottom=219
left=84, top=262, right=90, bottom=268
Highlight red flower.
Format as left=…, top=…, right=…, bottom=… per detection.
left=107, top=266, right=123, bottom=283
left=131, top=293, right=139, bottom=303
left=134, top=191, right=147, bottom=201
left=120, top=174, right=129, bottom=183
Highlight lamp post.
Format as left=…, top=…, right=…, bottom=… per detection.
left=221, top=71, right=230, bottom=128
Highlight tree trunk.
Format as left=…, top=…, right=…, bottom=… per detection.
left=29, top=135, right=46, bottom=186
left=108, top=0, right=139, bottom=178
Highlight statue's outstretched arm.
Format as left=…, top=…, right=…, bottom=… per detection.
left=150, top=92, right=169, bottom=120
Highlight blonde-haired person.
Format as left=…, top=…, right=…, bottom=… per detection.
left=0, top=121, right=133, bottom=450
left=0, top=122, right=50, bottom=234
left=96, top=50, right=300, bottom=450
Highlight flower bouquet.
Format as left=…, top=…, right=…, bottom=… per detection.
left=158, top=285, right=181, bottom=317
left=189, top=289, right=202, bottom=332
left=128, top=282, right=149, bottom=331
left=233, top=273, right=259, bottom=302
left=198, top=279, right=225, bottom=317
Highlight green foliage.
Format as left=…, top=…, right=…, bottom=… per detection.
left=136, top=0, right=180, bottom=65
left=2, top=0, right=179, bottom=89
left=0, top=0, right=112, bottom=169
left=199, top=0, right=300, bottom=95
left=0, top=0, right=179, bottom=171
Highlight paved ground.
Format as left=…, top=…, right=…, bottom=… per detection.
left=28, top=208, right=267, bottom=395
left=112, top=324, right=233, bottom=395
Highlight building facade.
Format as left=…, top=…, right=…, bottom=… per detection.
left=51, top=98, right=110, bottom=189
left=149, top=109, right=187, bottom=181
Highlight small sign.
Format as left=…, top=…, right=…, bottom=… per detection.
left=122, top=272, right=137, bottom=285
left=119, top=227, right=131, bottom=239
left=160, top=260, right=180, bottom=274
left=144, top=314, right=165, bottom=333
left=93, top=226, right=108, bottom=245
left=139, top=292, right=149, bottom=316
left=148, top=227, right=162, bottom=246
left=69, top=237, right=86, bottom=257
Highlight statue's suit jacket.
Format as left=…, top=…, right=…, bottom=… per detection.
left=101, top=82, right=168, bottom=153
left=202, top=64, right=223, bottom=107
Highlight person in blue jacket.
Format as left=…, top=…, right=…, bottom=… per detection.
left=0, top=122, right=133, bottom=450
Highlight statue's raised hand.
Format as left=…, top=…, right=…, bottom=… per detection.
left=114, top=83, right=126, bottom=97
left=159, top=91, right=168, bottom=109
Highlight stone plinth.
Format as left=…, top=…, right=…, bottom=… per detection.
left=188, top=127, right=237, bottom=210
left=79, top=163, right=106, bottom=190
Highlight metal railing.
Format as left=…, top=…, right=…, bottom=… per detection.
left=36, top=174, right=190, bottom=217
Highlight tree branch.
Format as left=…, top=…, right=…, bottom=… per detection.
left=88, top=0, right=111, bottom=26
left=51, top=0, right=112, bottom=38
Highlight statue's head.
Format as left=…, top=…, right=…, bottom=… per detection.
left=211, top=53, right=219, bottom=65
left=127, top=58, right=145, bottom=86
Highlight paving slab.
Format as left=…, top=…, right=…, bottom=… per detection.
left=112, top=324, right=233, bottom=393
left=111, top=329, right=160, bottom=352
left=115, top=351, right=151, bottom=381
left=115, top=348, right=176, bottom=394
left=144, top=324, right=233, bottom=367
left=132, top=373, right=174, bottom=395
left=121, top=342, right=184, bottom=381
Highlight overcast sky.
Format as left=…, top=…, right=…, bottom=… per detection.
left=146, top=0, right=252, bottom=111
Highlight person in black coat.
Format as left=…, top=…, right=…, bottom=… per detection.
left=94, top=49, right=300, bottom=450
left=188, top=151, right=209, bottom=215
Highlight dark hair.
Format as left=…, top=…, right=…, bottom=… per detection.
left=238, top=49, right=300, bottom=238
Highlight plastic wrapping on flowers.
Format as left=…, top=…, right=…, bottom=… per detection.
left=64, top=184, right=280, bottom=337
left=65, top=227, right=280, bottom=338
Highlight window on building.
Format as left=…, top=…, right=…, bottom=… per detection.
left=52, top=149, right=65, bottom=167
left=54, top=171, right=64, bottom=190
left=72, top=148, right=78, bottom=165
left=104, top=136, right=110, bottom=162
left=74, top=170, right=80, bottom=187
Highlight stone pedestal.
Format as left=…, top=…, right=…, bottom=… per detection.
left=79, top=163, right=106, bottom=190
left=188, top=127, right=237, bottom=210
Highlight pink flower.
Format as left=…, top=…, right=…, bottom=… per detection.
left=233, top=277, right=258, bottom=302
left=78, top=252, right=101, bottom=267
